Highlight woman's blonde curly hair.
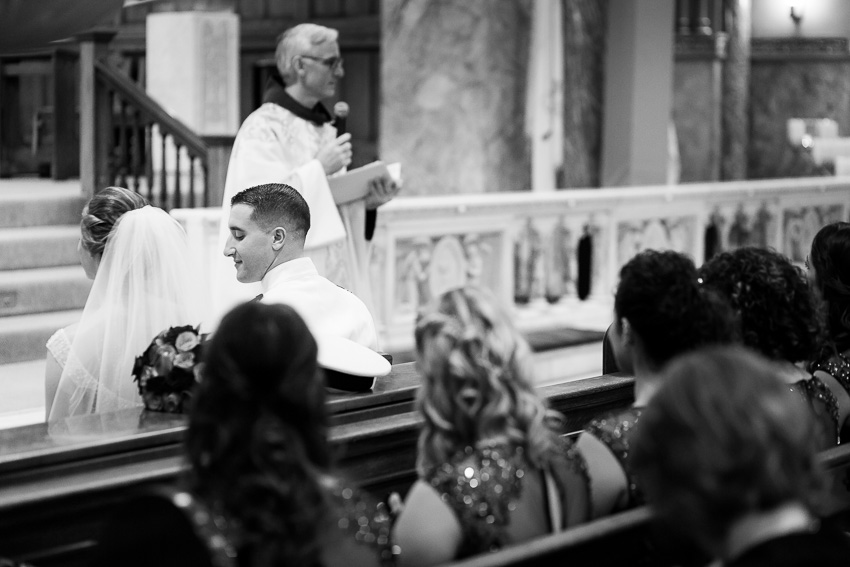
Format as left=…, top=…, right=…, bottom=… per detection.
left=414, top=287, right=561, bottom=475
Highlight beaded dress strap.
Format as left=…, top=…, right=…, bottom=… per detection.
left=791, top=376, right=841, bottom=445
left=584, top=407, right=644, bottom=508
left=812, top=353, right=850, bottom=397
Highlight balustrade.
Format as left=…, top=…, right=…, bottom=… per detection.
left=172, top=176, right=850, bottom=354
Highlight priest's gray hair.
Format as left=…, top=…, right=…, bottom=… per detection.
left=275, top=23, right=339, bottom=85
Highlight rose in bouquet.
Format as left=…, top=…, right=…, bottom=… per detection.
left=132, top=325, right=204, bottom=413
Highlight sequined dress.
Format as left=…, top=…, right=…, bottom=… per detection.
left=424, top=440, right=591, bottom=559
left=788, top=375, right=840, bottom=446
left=94, top=484, right=397, bottom=567
left=584, top=407, right=644, bottom=510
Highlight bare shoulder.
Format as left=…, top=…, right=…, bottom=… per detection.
left=393, top=480, right=461, bottom=567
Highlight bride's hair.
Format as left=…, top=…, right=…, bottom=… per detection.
left=81, top=186, right=148, bottom=256
left=186, top=302, right=331, bottom=566
left=414, top=287, right=560, bottom=474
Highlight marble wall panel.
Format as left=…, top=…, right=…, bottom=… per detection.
left=561, top=0, right=607, bottom=188
left=380, top=0, right=531, bottom=196
left=673, top=59, right=721, bottom=182
left=749, top=59, right=850, bottom=179
left=721, top=0, right=751, bottom=180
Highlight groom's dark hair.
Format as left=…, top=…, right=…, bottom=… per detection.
left=232, top=183, right=311, bottom=240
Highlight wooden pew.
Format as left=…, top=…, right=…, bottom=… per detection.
left=0, top=365, right=634, bottom=567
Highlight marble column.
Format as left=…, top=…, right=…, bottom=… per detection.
left=146, top=12, right=240, bottom=136
left=562, top=0, right=607, bottom=188
left=600, top=0, right=676, bottom=186
left=380, top=0, right=531, bottom=196
left=721, top=0, right=751, bottom=180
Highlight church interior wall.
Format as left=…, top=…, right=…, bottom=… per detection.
left=749, top=52, right=850, bottom=178
left=379, top=0, right=532, bottom=196
left=673, top=54, right=722, bottom=182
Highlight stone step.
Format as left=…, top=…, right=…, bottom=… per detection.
left=0, top=266, right=91, bottom=317
left=0, top=180, right=84, bottom=228
left=0, top=309, right=82, bottom=364
left=0, top=225, right=81, bottom=270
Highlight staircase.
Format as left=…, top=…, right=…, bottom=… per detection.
left=0, top=179, right=90, bottom=425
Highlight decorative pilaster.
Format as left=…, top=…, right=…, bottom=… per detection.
left=720, top=0, right=751, bottom=180
left=561, top=0, right=607, bottom=188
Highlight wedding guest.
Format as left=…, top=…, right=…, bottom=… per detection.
left=223, top=183, right=378, bottom=349
left=45, top=187, right=203, bottom=421
left=808, top=222, right=850, bottom=436
left=92, top=302, right=396, bottom=567
left=392, top=287, right=591, bottom=566
left=186, top=302, right=395, bottom=566
left=699, top=247, right=840, bottom=446
left=631, top=346, right=850, bottom=566
left=576, top=250, right=736, bottom=518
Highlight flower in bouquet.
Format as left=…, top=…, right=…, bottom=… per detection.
left=132, top=324, right=204, bottom=414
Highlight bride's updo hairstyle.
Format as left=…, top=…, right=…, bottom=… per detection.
left=810, top=222, right=850, bottom=356
left=414, top=287, right=557, bottom=474
left=80, top=186, right=149, bottom=257
left=186, top=302, right=330, bottom=566
left=615, top=250, right=736, bottom=371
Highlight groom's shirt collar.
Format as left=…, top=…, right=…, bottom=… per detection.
left=261, top=257, right=317, bottom=293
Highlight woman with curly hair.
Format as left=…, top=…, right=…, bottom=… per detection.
left=698, top=247, right=841, bottom=446
left=631, top=346, right=849, bottom=566
left=808, top=222, right=850, bottom=436
left=577, top=250, right=737, bottom=518
left=392, top=287, right=591, bottom=566
left=182, top=301, right=397, bottom=567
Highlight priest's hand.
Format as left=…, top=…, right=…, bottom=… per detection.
left=365, top=174, right=400, bottom=210
left=317, top=133, right=352, bottom=175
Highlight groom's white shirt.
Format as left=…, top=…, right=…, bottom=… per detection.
left=260, top=257, right=378, bottom=350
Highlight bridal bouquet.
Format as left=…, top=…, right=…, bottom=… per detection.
left=132, top=325, right=204, bottom=413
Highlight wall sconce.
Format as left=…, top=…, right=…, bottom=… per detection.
left=790, top=3, right=804, bottom=25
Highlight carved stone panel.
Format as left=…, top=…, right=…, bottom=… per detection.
left=616, top=216, right=697, bottom=266
left=783, top=204, right=844, bottom=263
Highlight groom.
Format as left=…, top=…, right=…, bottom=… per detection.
left=223, top=183, right=378, bottom=349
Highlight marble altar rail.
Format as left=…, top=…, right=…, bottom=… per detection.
left=172, top=176, right=850, bottom=352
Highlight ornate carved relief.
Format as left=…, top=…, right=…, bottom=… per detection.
left=783, top=204, right=844, bottom=263
left=395, top=232, right=501, bottom=311
left=617, top=216, right=696, bottom=266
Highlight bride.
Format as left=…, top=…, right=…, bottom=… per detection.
left=45, top=187, right=203, bottom=421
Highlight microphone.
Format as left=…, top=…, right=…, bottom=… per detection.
left=333, top=101, right=349, bottom=135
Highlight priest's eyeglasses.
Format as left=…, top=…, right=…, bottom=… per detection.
left=300, top=55, right=344, bottom=71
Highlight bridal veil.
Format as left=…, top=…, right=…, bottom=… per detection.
left=49, top=206, right=204, bottom=421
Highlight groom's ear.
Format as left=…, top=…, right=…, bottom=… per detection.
left=271, top=227, right=286, bottom=250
